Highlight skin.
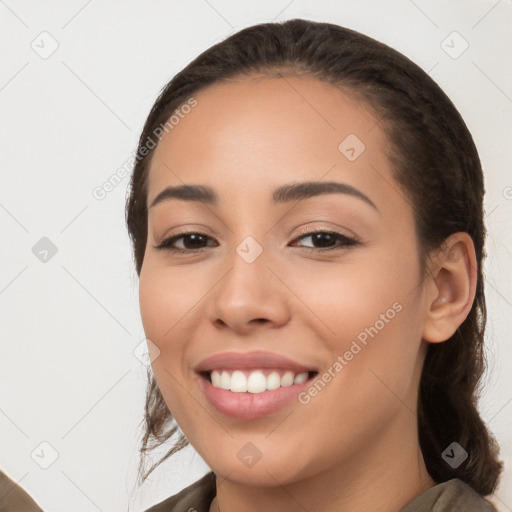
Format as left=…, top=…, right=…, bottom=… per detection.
left=138, top=74, right=477, bottom=512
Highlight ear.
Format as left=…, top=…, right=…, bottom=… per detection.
left=422, top=232, right=478, bottom=343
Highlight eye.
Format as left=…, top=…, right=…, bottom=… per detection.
left=154, top=229, right=359, bottom=254
left=289, top=230, right=359, bottom=251
left=154, top=232, right=218, bottom=253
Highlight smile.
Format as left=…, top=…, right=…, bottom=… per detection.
left=194, top=351, right=319, bottom=419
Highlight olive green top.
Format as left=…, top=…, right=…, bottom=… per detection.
left=0, top=470, right=44, bottom=512
left=145, top=471, right=497, bottom=512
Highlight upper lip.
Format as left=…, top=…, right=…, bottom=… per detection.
left=194, top=350, right=317, bottom=373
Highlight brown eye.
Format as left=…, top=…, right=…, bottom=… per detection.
left=290, top=231, right=358, bottom=251
left=154, top=232, right=218, bottom=253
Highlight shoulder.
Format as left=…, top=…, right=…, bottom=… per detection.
left=144, top=471, right=216, bottom=512
left=0, top=470, right=44, bottom=512
left=400, top=478, right=498, bottom=512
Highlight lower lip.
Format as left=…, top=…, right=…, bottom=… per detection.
left=198, top=373, right=313, bottom=420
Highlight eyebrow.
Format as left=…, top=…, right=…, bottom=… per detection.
left=148, top=181, right=378, bottom=211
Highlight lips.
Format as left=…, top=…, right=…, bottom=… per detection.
left=194, top=350, right=317, bottom=374
left=194, top=350, right=319, bottom=419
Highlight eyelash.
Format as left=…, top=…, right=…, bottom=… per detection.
left=153, top=229, right=359, bottom=254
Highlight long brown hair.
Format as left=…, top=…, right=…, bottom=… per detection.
left=125, top=18, right=502, bottom=494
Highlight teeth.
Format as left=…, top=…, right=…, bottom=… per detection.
left=247, top=371, right=267, bottom=393
left=209, top=369, right=310, bottom=393
left=220, top=371, right=230, bottom=390
left=231, top=370, right=247, bottom=392
left=267, top=371, right=281, bottom=390
left=280, top=371, right=294, bottom=387
left=294, top=372, right=308, bottom=384
left=211, top=370, right=222, bottom=388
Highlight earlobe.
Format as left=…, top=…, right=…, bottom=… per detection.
left=422, top=233, right=478, bottom=344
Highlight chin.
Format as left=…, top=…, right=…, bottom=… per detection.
left=198, top=438, right=316, bottom=486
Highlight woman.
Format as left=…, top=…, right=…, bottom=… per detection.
left=125, top=19, right=502, bottom=512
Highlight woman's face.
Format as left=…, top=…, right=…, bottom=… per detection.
left=139, top=75, right=431, bottom=484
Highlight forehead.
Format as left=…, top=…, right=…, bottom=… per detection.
left=146, top=74, right=396, bottom=208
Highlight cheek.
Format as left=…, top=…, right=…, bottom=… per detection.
left=139, top=273, right=174, bottom=340
left=289, top=245, right=421, bottom=348
left=138, top=279, right=189, bottom=432
left=291, top=246, right=424, bottom=420
left=138, top=262, right=212, bottom=412
left=138, top=262, right=205, bottom=346
left=290, top=244, right=424, bottom=412
left=138, top=265, right=189, bottom=396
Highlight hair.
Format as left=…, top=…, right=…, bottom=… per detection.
left=125, top=18, right=502, bottom=494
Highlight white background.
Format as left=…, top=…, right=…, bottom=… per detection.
left=1, top=0, right=511, bottom=510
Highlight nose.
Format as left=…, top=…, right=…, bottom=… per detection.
left=207, top=240, right=291, bottom=335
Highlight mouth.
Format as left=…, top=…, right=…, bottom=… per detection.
left=194, top=351, right=319, bottom=420
left=199, top=369, right=319, bottom=393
